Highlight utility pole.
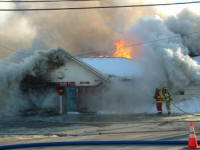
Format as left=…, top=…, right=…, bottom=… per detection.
left=59, top=95, right=63, bottom=115
left=56, top=87, right=64, bottom=115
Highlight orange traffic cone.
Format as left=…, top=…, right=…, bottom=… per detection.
left=188, top=122, right=199, bottom=149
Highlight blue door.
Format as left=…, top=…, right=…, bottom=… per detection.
left=66, top=87, right=77, bottom=112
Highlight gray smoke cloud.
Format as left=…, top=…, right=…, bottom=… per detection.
left=0, top=48, right=70, bottom=117
left=84, top=15, right=200, bottom=114
left=165, top=9, right=200, bottom=56
left=0, top=2, right=200, bottom=58
left=0, top=4, right=37, bottom=58
left=1, top=3, right=200, bottom=115
left=0, top=0, right=157, bottom=116
left=0, top=0, right=155, bottom=58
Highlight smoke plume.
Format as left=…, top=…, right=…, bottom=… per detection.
left=165, top=9, right=200, bottom=56
left=85, top=15, right=200, bottom=113
left=0, top=48, right=70, bottom=117
left=0, top=0, right=156, bottom=58
left=1, top=4, right=200, bottom=115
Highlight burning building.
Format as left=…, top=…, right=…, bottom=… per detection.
left=12, top=38, right=139, bottom=115
left=45, top=40, right=141, bottom=114
left=2, top=12, right=200, bottom=115
left=0, top=38, right=142, bottom=116
left=33, top=39, right=138, bottom=114
left=44, top=45, right=141, bottom=113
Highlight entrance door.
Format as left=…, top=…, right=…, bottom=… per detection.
left=66, top=87, right=78, bottom=112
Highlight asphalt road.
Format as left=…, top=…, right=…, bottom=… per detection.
left=1, top=114, right=200, bottom=150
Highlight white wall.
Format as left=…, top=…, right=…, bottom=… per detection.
left=50, top=60, right=104, bottom=86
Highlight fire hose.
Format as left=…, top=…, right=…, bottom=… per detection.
left=153, top=97, right=200, bottom=116
left=171, top=101, right=200, bottom=116
left=171, top=101, right=192, bottom=115
left=0, top=140, right=190, bottom=149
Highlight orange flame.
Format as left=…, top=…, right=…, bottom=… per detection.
left=112, top=40, right=133, bottom=59
left=96, top=40, right=134, bottom=59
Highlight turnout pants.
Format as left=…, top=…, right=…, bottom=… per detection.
left=166, top=100, right=171, bottom=114
left=156, top=100, right=162, bottom=113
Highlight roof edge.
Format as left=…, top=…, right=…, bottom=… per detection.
left=59, top=49, right=108, bottom=82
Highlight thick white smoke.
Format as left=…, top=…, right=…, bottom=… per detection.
left=128, top=16, right=200, bottom=89
left=91, top=16, right=200, bottom=114
left=0, top=48, right=70, bottom=117
left=165, top=9, right=200, bottom=56
left=0, top=0, right=156, bottom=58
left=1, top=9, right=200, bottom=116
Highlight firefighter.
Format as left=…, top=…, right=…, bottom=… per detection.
left=154, top=88, right=163, bottom=114
left=162, top=87, right=171, bottom=115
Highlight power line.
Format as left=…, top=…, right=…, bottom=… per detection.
left=0, top=0, right=195, bottom=3
left=1, top=31, right=200, bottom=56
left=0, top=1, right=200, bottom=11
left=0, top=0, right=66, bottom=2
left=0, top=0, right=61, bottom=2
left=77, top=31, right=200, bottom=56
left=0, top=0, right=98, bottom=3
left=0, top=43, right=16, bottom=52
left=124, top=30, right=200, bottom=48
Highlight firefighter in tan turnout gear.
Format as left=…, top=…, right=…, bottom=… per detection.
left=162, top=87, right=171, bottom=115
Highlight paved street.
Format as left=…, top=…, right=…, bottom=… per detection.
left=1, top=114, right=200, bottom=149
